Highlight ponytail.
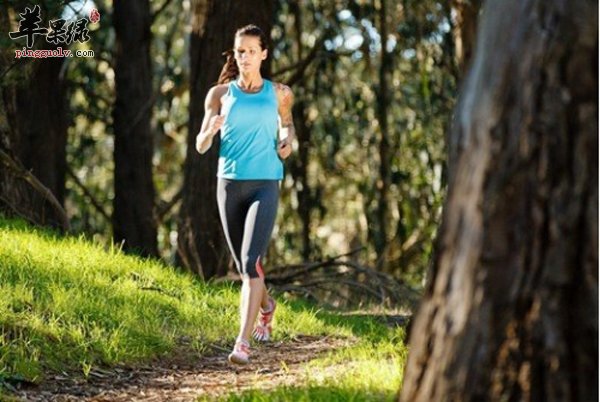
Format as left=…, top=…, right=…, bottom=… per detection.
left=217, top=49, right=238, bottom=84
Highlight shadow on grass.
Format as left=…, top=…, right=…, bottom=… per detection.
left=279, top=296, right=411, bottom=343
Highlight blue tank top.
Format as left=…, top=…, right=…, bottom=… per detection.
left=217, top=79, right=283, bottom=180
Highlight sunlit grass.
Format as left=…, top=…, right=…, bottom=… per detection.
left=204, top=338, right=406, bottom=401
left=0, top=217, right=342, bottom=381
left=204, top=311, right=407, bottom=402
left=0, top=216, right=408, bottom=400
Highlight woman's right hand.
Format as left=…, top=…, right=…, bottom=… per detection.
left=207, top=114, right=225, bottom=136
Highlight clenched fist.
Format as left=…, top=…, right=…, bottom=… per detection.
left=277, top=138, right=292, bottom=160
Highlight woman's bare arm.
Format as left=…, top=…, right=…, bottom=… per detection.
left=196, top=85, right=227, bottom=154
left=275, top=83, right=295, bottom=159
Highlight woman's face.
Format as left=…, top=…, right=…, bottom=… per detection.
left=233, top=35, right=267, bottom=74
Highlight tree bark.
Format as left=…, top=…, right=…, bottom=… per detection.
left=375, top=0, right=392, bottom=267
left=450, top=0, right=482, bottom=74
left=288, top=0, right=312, bottom=261
left=178, top=0, right=274, bottom=278
left=446, top=0, right=482, bottom=171
left=400, top=0, right=598, bottom=401
left=112, top=0, right=158, bottom=257
left=0, top=2, right=68, bottom=230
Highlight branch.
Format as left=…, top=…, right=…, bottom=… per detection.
left=156, top=188, right=183, bottom=222
left=272, top=58, right=312, bottom=79
left=152, top=0, right=175, bottom=22
left=265, top=248, right=421, bottom=309
left=284, top=36, right=327, bottom=87
left=267, top=247, right=366, bottom=279
left=272, top=47, right=355, bottom=81
left=270, top=30, right=333, bottom=87
left=0, top=148, right=70, bottom=231
left=275, top=283, right=320, bottom=302
left=66, top=165, right=111, bottom=223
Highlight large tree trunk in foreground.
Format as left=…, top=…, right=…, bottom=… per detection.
left=178, top=0, right=274, bottom=278
left=400, top=0, right=598, bottom=401
left=112, top=0, right=158, bottom=257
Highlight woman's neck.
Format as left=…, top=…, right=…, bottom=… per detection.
left=237, top=73, right=263, bottom=91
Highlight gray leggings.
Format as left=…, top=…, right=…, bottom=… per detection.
left=217, top=179, right=279, bottom=279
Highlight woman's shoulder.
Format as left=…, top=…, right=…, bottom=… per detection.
left=271, top=81, right=294, bottom=104
left=205, top=83, right=230, bottom=106
left=208, top=83, right=230, bottom=98
left=270, top=81, right=292, bottom=93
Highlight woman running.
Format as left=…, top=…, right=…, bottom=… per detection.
left=195, top=24, right=295, bottom=365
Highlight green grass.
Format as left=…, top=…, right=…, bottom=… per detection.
left=0, top=216, right=408, bottom=400
left=205, top=311, right=407, bottom=401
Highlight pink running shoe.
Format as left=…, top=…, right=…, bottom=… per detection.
left=252, top=297, right=276, bottom=342
left=228, top=339, right=250, bottom=365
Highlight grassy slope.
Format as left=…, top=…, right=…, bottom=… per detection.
left=0, top=217, right=407, bottom=400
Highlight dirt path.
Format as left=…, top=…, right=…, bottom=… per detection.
left=12, top=335, right=353, bottom=402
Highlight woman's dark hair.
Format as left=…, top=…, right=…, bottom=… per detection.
left=217, top=24, right=268, bottom=85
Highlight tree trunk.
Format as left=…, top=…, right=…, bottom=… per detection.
left=450, top=0, right=482, bottom=74
left=375, top=0, right=392, bottom=267
left=446, top=0, right=482, bottom=172
left=178, top=0, right=274, bottom=278
left=289, top=0, right=312, bottom=261
left=291, top=99, right=312, bottom=261
left=0, top=2, right=68, bottom=229
left=112, top=0, right=158, bottom=257
left=400, top=0, right=598, bottom=401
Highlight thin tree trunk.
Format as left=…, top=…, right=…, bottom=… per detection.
left=450, top=0, right=481, bottom=74
left=178, top=0, right=274, bottom=278
left=112, top=0, right=158, bottom=257
left=289, top=0, right=312, bottom=261
left=291, top=100, right=312, bottom=261
left=375, top=0, right=392, bottom=267
left=400, top=0, right=597, bottom=401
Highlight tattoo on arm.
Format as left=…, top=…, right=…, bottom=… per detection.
left=276, top=83, right=295, bottom=131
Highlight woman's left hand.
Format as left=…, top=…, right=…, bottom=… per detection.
left=277, top=139, right=292, bottom=159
